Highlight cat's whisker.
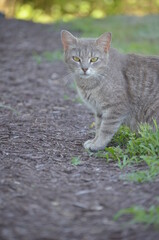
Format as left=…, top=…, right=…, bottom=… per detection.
left=61, top=72, right=74, bottom=86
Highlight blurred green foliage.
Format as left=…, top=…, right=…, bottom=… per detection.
left=1, top=0, right=159, bottom=22
left=60, top=15, right=159, bottom=55
left=33, top=50, right=63, bottom=63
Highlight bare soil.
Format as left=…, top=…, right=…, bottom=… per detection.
left=0, top=18, right=159, bottom=240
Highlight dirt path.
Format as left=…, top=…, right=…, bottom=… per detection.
left=0, top=18, right=159, bottom=240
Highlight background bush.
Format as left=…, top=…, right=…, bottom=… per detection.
left=1, top=0, right=159, bottom=22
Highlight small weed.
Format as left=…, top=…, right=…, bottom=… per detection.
left=114, top=205, right=159, bottom=229
left=89, top=122, right=95, bottom=129
left=71, top=156, right=81, bottom=166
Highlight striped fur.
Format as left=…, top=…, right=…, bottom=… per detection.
left=61, top=30, right=159, bottom=151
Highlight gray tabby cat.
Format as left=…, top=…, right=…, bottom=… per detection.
left=61, top=30, right=159, bottom=151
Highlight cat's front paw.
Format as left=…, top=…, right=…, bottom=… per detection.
left=83, top=139, right=94, bottom=149
left=84, top=139, right=105, bottom=152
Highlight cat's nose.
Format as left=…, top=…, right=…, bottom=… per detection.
left=82, top=68, right=88, bottom=74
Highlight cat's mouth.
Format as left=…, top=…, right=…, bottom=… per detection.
left=80, top=74, right=90, bottom=78
left=75, top=69, right=93, bottom=78
left=80, top=72, right=90, bottom=78
left=81, top=72, right=88, bottom=76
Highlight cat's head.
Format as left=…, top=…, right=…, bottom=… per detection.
left=61, top=30, right=111, bottom=78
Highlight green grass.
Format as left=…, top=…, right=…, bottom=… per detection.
left=71, top=156, right=81, bottom=166
left=95, top=121, right=159, bottom=183
left=111, top=123, right=159, bottom=228
left=114, top=205, right=159, bottom=229
left=33, top=50, right=63, bottom=64
left=57, top=15, right=159, bottom=55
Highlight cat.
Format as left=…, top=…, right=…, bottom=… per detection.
left=61, top=30, right=159, bottom=151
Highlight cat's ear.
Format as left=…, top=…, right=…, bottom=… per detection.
left=96, top=32, right=112, bottom=53
left=61, top=30, right=77, bottom=51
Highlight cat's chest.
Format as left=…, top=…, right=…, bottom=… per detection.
left=76, top=86, right=99, bottom=113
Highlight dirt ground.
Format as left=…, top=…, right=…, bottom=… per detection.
left=0, top=18, right=159, bottom=240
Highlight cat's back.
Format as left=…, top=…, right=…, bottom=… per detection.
left=122, top=52, right=159, bottom=126
left=122, top=53, right=159, bottom=92
left=125, top=53, right=159, bottom=77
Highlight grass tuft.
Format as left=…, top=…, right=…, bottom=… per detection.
left=114, top=205, right=159, bottom=229
left=96, top=121, right=159, bottom=182
left=71, top=156, right=81, bottom=166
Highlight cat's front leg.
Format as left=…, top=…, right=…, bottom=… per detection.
left=95, top=113, right=102, bottom=136
left=84, top=113, right=102, bottom=149
left=84, top=111, right=123, bottom=151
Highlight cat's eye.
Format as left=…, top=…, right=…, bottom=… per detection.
left=72, top=56, right=80, bottom=62
left=90, top=57, right=98, bottom=63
